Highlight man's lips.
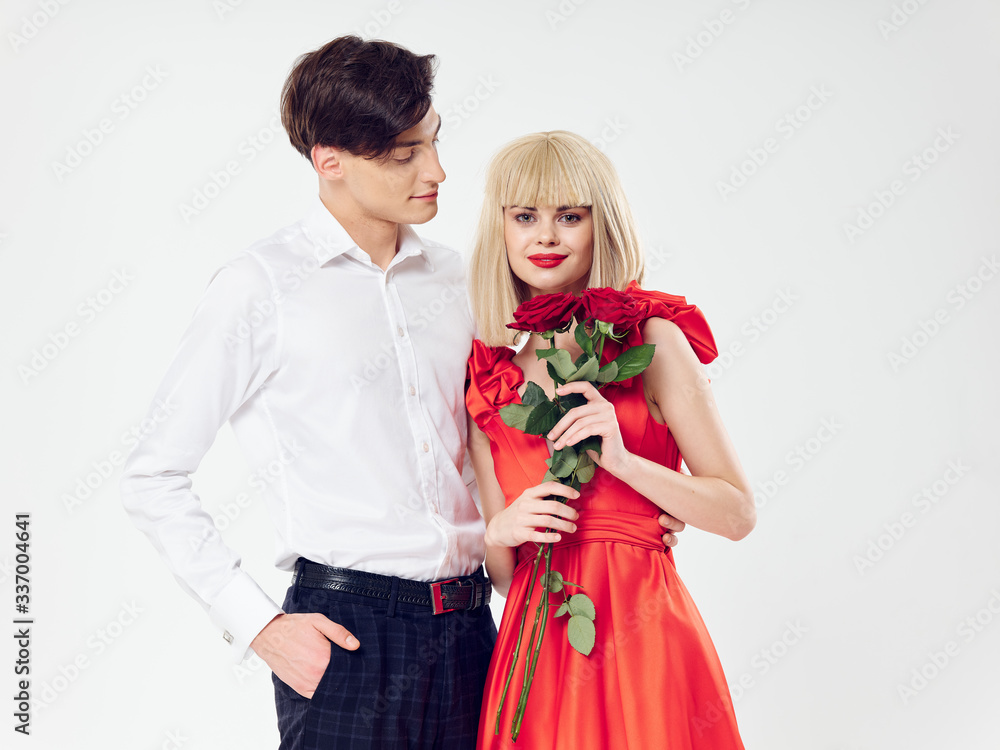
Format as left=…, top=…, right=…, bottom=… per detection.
left=411, top=190, right=439, bottom=200
left=528, top=254, right=567, bottom=267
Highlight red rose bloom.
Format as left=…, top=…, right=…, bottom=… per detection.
left=579, top=287, right=644, bottom=331
left=507, top=292, right=582, bottom=333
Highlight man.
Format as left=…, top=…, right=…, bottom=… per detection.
left=121, top=35, right=682, bottom=749
left=122, top=36, right=492, bottom=748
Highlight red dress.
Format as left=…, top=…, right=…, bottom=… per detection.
left=467, top=284, right=745, bottom=749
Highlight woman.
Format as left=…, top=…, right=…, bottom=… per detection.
left=466, top=131, right=755, bottom=748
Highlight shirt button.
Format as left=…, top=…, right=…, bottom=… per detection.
left=409, top=386, right=416, bottom=396
left=422, top=442, right=430, bottom=453
left=397, top=326, right=405, bottom=337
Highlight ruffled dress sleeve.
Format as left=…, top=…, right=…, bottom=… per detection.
left=625, top=281, right=717, bottom=362
left=465, top=340, right=524, bottom=434
left=603, top=282, right=719, bottom=390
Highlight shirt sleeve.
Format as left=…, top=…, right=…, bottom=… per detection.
left=120, top=252, right=283, bottom=662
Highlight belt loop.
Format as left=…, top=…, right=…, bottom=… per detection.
left=387, top=576, right=400, bottom=618
left=291, top=558, right=304, bottom=606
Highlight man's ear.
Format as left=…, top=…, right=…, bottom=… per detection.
left=312, top=144, right=345, bottom=180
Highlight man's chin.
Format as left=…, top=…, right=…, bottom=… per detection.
left=405, top=203, right=439, bottom=225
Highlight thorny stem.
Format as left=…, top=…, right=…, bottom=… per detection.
left=510, top=542, right=554, bottom=741
left=494, top=542, right=545, bottom=736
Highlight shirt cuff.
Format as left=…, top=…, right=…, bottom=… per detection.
left=207, top=568, right=284, bottom=663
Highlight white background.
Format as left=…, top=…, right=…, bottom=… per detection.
left=2, top=1, right=999, bottom=748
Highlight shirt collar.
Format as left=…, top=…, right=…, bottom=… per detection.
left=301, top=195, right=434, bottom=272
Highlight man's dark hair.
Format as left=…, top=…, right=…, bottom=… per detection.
left=281, top=35, right=437, bottom=163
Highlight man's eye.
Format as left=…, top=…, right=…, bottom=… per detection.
left=395, top=152, right=415, bottom=164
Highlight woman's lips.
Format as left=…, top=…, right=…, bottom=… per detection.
left=528, top=254, right=567, bottom=268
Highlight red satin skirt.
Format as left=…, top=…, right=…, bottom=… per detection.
left=478, top=511, right=745, bottom=749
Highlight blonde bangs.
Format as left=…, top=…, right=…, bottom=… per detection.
left=486, top=134, right=595, bottom=212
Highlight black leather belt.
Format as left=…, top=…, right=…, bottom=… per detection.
left=293, top=559, right=491, bottom=615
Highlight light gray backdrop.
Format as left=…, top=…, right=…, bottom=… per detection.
left=2, top=1, right=998, bottom=748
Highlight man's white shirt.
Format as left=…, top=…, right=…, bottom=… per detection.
left=121, top=197, right=485, bottom=661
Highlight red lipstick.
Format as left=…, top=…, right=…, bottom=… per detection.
left=528, top=254, right=567, bottom=268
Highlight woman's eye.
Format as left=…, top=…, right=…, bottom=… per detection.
left=514, top=213, right=534, bottom=223
left=559, top=213, right=581, bottom=224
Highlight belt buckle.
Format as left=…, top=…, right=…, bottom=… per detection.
left=430, top=577, right=463, bottom=615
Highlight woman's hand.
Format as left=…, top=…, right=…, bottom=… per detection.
left=484, top=482, right=580, bottom=549
left=548, top=381, right=634, bottom=477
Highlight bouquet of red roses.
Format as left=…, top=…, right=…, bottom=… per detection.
left=495, top=287, right=655, bottom=741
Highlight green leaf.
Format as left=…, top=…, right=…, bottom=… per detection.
left=520, top=381, right=548, bottom=407
left=558, top=392, right=588, bottom=412
left=541, top=469, right=558, bottom=483
left=597, top=320, right=612, bottom=336
left=568, top=615, right=596, bottom=656
left=576, top=436, right=602, bottom=457
left=566, top=355, right=599, bottom=383
left=546, top=361, right=564, bottom=387
left=567, top=593, right=596, bottom=620
left=609, top=343, right=656, bottom=381
left=575, top=462, right=596, bottom=483
left=524, top=399, right=561, bottom=436
left=595, top=361, right=619, bottom=384
left=548, top=445, right=578, bottom=478
left=568, top=475, right=582, bottom=493
left=573, top=321, right=594, bottom=357
left=499, top=403, right=534, bottom=432
left=554, top=601, right=570, bottom=617
left=552, top=463, right=575, bottom=480
left=538, top=348, right=576, bottom=380
left=542, top=571, right=564, bottom=593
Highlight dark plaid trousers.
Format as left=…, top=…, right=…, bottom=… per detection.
left=272, top=570, right=497, bottom=749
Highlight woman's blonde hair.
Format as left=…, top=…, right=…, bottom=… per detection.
left=468, top=131, right=645, bottom=346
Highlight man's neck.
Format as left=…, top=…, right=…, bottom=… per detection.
left=319, top=192, right=400, bottom=271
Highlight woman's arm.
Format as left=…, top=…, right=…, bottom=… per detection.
left=467, top=413, right=579, bottom=597
left=548, top=317, right=756, bottom=541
